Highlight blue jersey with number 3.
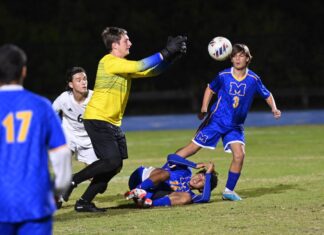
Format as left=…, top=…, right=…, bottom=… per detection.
left=209, top=67, right=270, bottom=128
left=0, top=86, right=66, bottom=222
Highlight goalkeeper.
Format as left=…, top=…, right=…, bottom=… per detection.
left=62, top=27, right=187, bottom=212
left=125, top=154, right=218, bottom=207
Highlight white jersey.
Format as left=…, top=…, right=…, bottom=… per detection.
left=52, top=90, right=94, bottom=149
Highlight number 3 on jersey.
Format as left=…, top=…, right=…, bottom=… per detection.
left=233, top=96, right=240, bottom=108
left=1, top=111, right=33, bottom=143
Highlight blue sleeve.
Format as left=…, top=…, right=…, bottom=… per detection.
left=209, top=74, right=222, bottom=93
left=167, top=154, right=197, bottom=168
left=255, top=77, right=271, bottom=99
left=192, top=173, right=212, bottom=203
left=140, top=53, right=163, bottom=70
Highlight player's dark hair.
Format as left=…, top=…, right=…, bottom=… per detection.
left=101, top=27, right=127, bottom=52
left=198, top=169, right=218, bottom=193
left=230, top=43, right=253, bottom=64
left=65, top=66, right=86, bottom=91
left=0, top=44, right=27, bottom=84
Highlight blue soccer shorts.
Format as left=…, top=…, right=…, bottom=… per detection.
left=192, top=121, right=245, bottom=152
left=128, top=166, right=155, bottom=190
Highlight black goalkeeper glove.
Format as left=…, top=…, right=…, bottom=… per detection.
left=168, top=39, right=187, bottom=64
left=179, top=40, right=187, bottom=54
left=161, top=35, right=187, bottom=61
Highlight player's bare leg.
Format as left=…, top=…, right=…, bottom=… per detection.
left=148, top=168, right=170, bottom=185
left=229, top=143, right=245, bottom=173
left=176, top=142, right=201, bottom=158
left=168, top=192, right=192, bottom=206
left=223, top=143, right=245, bottom=201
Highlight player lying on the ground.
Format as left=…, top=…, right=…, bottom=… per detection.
left=125, top=154, right=218, bottom=207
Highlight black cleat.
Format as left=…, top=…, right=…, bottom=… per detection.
left=62, top=181, right=76, bottom=202
left=74, top=199, right=107, bottom=212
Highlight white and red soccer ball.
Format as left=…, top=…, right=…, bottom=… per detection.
left=208, top=36, right=232, bottom=61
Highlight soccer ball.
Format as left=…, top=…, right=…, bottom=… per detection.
left=208, top=37, right=232, bottom=61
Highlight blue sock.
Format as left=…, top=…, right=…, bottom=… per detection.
left=137, top=179, right=154, bottom=190
left=225, top=171, right=241, bottom=191
left=152, top=196, right=171, bottom=207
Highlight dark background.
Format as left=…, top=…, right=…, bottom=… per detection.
left=1, top=0, right=323, bottom=115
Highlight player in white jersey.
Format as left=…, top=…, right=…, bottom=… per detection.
left=53, top=67, right=98, bottom=165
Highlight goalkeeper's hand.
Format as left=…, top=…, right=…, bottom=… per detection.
left=161, top=35, right=187, bottom=61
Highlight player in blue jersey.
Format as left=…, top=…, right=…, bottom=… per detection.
left=175, top=44, right=281, bottom=201
left=125, top=154, right=218, bottom=207
left=0, top=44, right=72, bottom=235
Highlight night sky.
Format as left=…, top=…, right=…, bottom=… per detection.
left=1, top=0, right=323, bottom=113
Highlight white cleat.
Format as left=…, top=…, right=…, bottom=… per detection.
left=124, top=188, right=147, bottom=200
left=222, top=190, right=242, bottom=201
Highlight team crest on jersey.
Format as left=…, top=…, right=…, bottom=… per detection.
left=197, top=132, right=208, bottom=143
left=170, top=180, right=180, bottom=191
left=170, top=178, right=190, bottom=192
left=229, top=82, right=246, bottom=96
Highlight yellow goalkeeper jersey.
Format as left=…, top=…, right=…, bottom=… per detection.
left=84, top=53, right=166, bottom=126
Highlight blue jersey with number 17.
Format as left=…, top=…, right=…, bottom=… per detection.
left=209, top=67, right=271, bottom=128
left=0, top=86, right=66, bottom=223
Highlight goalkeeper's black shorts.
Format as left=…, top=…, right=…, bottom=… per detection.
left=84, top=119, right=128, bottom=161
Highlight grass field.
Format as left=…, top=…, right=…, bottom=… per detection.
left=54, top=125, right=324, bottom=235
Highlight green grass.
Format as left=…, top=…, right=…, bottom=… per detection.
left=54, top=125, right=324, bottom=235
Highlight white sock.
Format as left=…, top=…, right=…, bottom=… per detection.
left=224, top=187, right=232, bottom=193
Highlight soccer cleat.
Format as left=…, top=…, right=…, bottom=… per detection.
left=142, top=198, right=153, bottom=208
left=74, top=199, right=107, bottom=212
left=133, top=197, right=153, bottom=208
left=124, top=191, right=132, bottom=199
left=222, top=191, right=242, bottom=201
left=124, top=188, right=147, bottom=200
left=62, top=181, right=76, bottom=202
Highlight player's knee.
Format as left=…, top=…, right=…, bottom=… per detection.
left=233, top=152, right=245, bottom=162
left=107, top=157, right=123, bottom=170
left=115, top=164, right=123, bottom=173
left=98, top=158, right=122, bottom=174
left=111, top=158, right=123, bottom=170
